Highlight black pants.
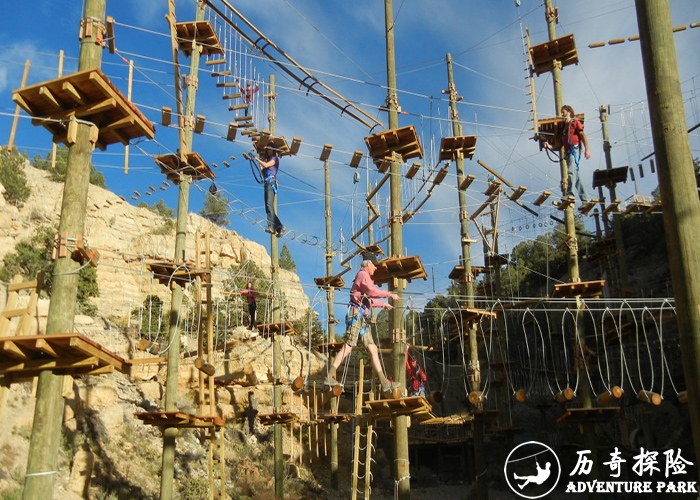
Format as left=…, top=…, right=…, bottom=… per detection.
left=248, top=303, right=256, bottom=329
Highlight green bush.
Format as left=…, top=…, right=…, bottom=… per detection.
left=0, top=225, right=100, bottom=316
left=0, top=149, right=30, bottom=206
left=33, top=145, right=106, bottom=188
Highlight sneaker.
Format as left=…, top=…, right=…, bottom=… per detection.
left=276, top=226, right=286, bottom=238
left=264, top=227, right=274, bottom=234
left=382, top=381, right=400, bottom=397
left=324, top=375, right=340, bottom=387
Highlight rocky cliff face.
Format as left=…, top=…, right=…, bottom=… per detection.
left=0, top=161, right=309, bottom=323
left=0, top=162, right=335, bottom=499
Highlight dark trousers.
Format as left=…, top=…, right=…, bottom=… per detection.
left=264, top=182, right=283, bottom=232
left=248, top=303, right=256, bottom=329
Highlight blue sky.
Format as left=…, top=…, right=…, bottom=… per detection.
left=1, top=1, right=699, bottom=317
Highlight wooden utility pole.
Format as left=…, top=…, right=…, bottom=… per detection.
left=160, top=2, right=205, bottom=498
left=22, top=1, right=105, bottom=499
left=7, top=59, right=30, bottom=152
left=384, top=1, right=410, bottom=498
left=445, top=52, right=487, bottom=500
left=266, top=75, right=285, bottom=500
left=635, top=0, right=700, bottom=479
left=598, top=106, right=629, bottom=293
left=543, top=0, right=593, bottom=408
left=323, top=156, right=340, bottom=489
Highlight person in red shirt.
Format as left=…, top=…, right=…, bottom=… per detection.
left=326, top=257, right=400, bottom=397
left=406, top=351, right=427, bottom=397
left=240, top=281, right=259, bottom=330
left=542, top=104, right=591, bottom=203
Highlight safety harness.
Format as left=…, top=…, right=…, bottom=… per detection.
left=346, top=300, right=370, bottom=337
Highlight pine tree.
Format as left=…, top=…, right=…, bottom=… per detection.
left=200, top=192, right=230, bottom=226
left=279, top=243, right=296, bottom=272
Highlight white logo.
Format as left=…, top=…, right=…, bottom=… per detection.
left=504, top=441, right=561, bottom=499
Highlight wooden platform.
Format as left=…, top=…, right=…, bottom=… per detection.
left=12, top=68, right=155, bottom=150
left=316, top=342, right=346, bottom=355
left=537, top=113, right=585, bottom=145
left=155, top=152, right=215, bottom=184
left=321, top=413, right=352, bottom=424
left=551, top=279, right=605, bottom=299
left=366, top=396, right=435, bottom=422
left=134, top=411, right=224, bottom=428
left=146, top=260, right=210, bottom=288
left=592, top=166, right=629, bottom=189
left=364, top=125, right=423, bottom=162
left=530, top=34, right=579, bottom=76
left=0, top=333, right=129, bottom=381
left=449, top=265, right=486, bottom=283
left=421, top=414, right=473, bottom=425
left=257, top=411, right=299, bottom=426
left=313, top=275, right=346, bottom=289
left=175, top=21, right=224, bottom=57
left=450, top=307, right=497, bottom=329
left=470, top=409, right=500, bottom=427
left=439, top=136, right=477, bottom=162
left=253, top=134, right=293, bottom=157
left=372, top=256, right=427, bottom=285
left=622, top=194, right=661, bottom=215
left=258, top=322, right=298, bottom=337
left=557, top=407, right=620, bottom=425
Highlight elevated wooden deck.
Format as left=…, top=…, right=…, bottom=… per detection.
left=253, top=133, right=296, bottom=157
left=316, top=342, right=346, bottom=355
left=537, top=113, right=585, bottom=145
left=321, top=413, right=352, bottom=424
left=146, top=260, right=210, bottom=288
left=372, top=256, right=427, bottom=285
left=439, top=135, right=477, bottom=162
left=155, top=152, right=215, bottom=184
left=257, top=411, right=299, bottom=426
left=0, top=333, right=129, bottom=381
left=366, top=396, right=435, bottom=422
left=175, top=21, right=224, bottom=57
left=592, top=166, right=629, bottom=189
left=364, top=125, right=423, bottom=162
left=12, top=68, right=155, bottom=150
left=530, top=34, right=579, bottom=76
left=134, top=411, right=224, bottom=428
left=257, top=322, right=299, bottom=338
left=449, top=307, right=497, bottom=329
left=551, top=279, right=605, bottom=299
left=313, top=275, right=346, bottom=289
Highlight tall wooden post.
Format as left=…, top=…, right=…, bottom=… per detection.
left=445, top=52, right=487, bottom=499
left=383, top=1, right=409, bottom=498
left=323, top=156, right=340, bottom=488
left=160, top=2, right=204, bottom=499
left=598, top=106, right=629, bottom=293
left=635, top=0, right=700, bottom=478
left=7, top=59, right=30, bottom=152
left=22, top=1, right=105, bottom=499
left=265, top=75, right=285, bottom=500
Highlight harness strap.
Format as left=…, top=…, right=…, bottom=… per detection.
left=567, top=146, right=581, bottom=171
